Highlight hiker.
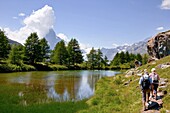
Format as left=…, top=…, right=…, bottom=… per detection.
left=149, top=68, right=160, bottom=99
left=139, top=71, right=152, bottom=111
left=135, top=60, right=142, bottom=68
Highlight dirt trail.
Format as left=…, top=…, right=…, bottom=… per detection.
left=141, top=91, right=163, bottom=113
left=141, top=78, right=168, bottom=113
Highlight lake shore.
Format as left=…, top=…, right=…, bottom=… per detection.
left=0, top=62, right=127, bottom=73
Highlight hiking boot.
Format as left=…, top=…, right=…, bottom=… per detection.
left=143, top=103, right=146, bottom=111
left=143, top=107, right=148, bottom=111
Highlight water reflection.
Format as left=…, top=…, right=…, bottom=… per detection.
left=9, top=72, right=31, bottom=85
left=77, top=74, right=93, bottom=100
left=5, top=70, right=119, bottom=102
left=43, top=70, right=119, bottom=101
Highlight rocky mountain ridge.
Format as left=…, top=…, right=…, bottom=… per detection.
left=101, top=38, right=149, bottom=61
left=147, top=30, right=170, bottom=59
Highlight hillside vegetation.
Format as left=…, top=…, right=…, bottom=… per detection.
left=79, top=55, right=170, bottom=113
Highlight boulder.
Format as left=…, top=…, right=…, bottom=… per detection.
left=147, top=30, right=170, bottom=59
left=157, top=63, right=170, bottom=69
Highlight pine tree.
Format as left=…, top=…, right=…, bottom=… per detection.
left=39, top=38, right=50, bottom=62
left=87, top=47, right=97, bottom=69
left=129, top=53, right=136, bottom=61
left=67, top=38, right=83, bottom=66
left=51, top=40, right=68, bottom=65
left=119, top=51, right=125, bottom=64
left=136, top=53, right=142, bottom=63
left=125, top=51, right=130, bottom=63
left=96, top=49, right=103, bottom=68
left=8, top=44, right=24, bottom=65
left=110, top=52, right=120, bottom=66
left=103, top=55, right=109, bottom=66
left=24, top=33, right=40, bottom=64
left=0, top=29, right=10, bottom=60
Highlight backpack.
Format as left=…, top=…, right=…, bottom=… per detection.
left=142, top=75, right=150, bottom=90
left=152, top=74, right=158, bottom=83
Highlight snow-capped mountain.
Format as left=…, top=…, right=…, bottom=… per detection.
left=101, top=38, right=149, bottom=61
left=45, top=29, right=61, bottom=49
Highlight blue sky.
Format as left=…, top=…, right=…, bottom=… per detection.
left=0, top=0, right=170, bottom=49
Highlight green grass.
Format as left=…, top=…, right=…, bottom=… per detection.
left=0, top=100, right=88, bottom=113
left=0, top=63, right=36, bottom=72
left=79, top=55, right=170, bottom=113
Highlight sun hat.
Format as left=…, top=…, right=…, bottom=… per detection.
left=151, top=68, right=156, bottom=72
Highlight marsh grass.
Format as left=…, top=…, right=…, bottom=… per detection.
left=0, top=100, right=88, bottom=113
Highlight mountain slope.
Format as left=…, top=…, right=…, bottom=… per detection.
left=45, top=29, right=61, bottom=49
left=101, top=38, right=149, bottom=61
left=79, top=55, right=170, bottom=113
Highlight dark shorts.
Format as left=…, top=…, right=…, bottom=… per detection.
left=153, top=84, right=158, bottom=94
left=142, top=89, right=150, bottom=102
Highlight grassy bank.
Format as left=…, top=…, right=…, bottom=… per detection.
left=0, top=61, right=131, bottom=73
left=79, top=55, right=170, bottom=113
left=0, top=63, right=36, bottom=72
left=0, top=62, right=69, bottom=72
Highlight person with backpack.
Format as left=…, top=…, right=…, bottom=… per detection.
left=139, top=70, right=152, bottom=111
left=149, top=68, right=160, bottom=100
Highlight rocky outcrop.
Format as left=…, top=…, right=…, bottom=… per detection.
left=147, top=30, right=170, bottom=59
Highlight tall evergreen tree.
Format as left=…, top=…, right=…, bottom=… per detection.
left=67, top=38, right=83, bottom=66
left=0, top=29, right=10, bottom=60
left=8, top=44, right=24, bottom=65
left=39, top=38, right=50, bottom=62
left=111, top=52, right=120, bottom=66
left=96, top=49, right=103, bottom=68
left=136, top=53, right=142, bottom=63
left=119, top=51, right=125, bottom=64
left=103, top=55, right=109, bottom=66
left=87, top=47, right=97, bottom=69
left=125, top=51, right=130, bottom=63
left=129, top=53, right=136, bottom=61
left=51, top=40, right=68, bottom=65
left=24, top=33, right=40, bottom=64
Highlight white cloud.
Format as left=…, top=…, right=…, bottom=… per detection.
left=3, top=5, right=55, bottom=45
left=156, top=26, right=164, bottom=31
left=161, top=0, right=170, bottom=9
left=13, top=17, right=18, bottom=19
left=57, top=33, right=70, bottom=43
left=19, top=13, right=26, bottom=17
